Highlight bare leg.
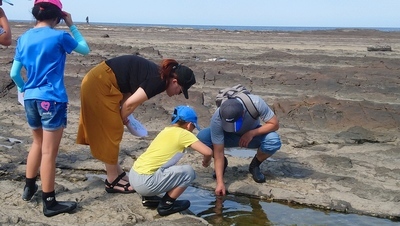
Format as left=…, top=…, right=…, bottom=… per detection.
left=40, top=128, right=63, bottom=192
left=38, top=127, right=78, bottom=217
left=26, top=129, right=43, bottom=179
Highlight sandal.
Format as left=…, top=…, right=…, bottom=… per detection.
left=105, top=172, right=135, bottom=194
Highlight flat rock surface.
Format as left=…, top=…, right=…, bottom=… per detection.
left=1, top=22, right=399, bottom=225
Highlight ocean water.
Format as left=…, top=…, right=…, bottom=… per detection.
left=11, top=20, right=400, bottom=32
left=87, top=22, right=400, bottom=32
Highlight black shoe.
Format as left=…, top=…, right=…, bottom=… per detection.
left=22, top=184, right=38, bottom=201
left=157, top=200, right=190, bottom=216
left=212, top=156, right=228, bottom=179
left=249, top=166, right=266, bottom=183
left=142, top=196, right=162, bottom=208
left=43, top=201, right=77, bottom=217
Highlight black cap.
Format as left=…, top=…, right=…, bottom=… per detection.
left=175, top=65, right=196, bottom=99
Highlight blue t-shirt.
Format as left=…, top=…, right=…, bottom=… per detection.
left=210, top=94, right=275, bottom=145
left=14, top=26, right=78, bottom=102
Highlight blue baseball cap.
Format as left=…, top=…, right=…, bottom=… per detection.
left=171, top=105, right=200, bottom=130
left=219, top=98, right=244, bottom=132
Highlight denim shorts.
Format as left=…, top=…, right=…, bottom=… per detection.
left=197, top=127, right=282, bottom=155
left=24, top=100, right=67, bottom=131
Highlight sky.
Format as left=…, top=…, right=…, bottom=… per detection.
left=2, top=0, right=400, bottom=28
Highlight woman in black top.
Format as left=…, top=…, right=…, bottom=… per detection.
left=77, top=55, right=196, bottom=193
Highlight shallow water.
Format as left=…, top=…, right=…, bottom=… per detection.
left=183, top=147, right=398, bottom=225
left=180, top=186, right=398, bottom=226
left=85, top=173, right=397, bottom=225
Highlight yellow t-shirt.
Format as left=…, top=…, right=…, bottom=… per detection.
left=133, top=126, right=199, bottom=175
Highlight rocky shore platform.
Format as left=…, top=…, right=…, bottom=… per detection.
left=1, top=22, right=399, bottom=225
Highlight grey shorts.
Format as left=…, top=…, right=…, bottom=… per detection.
left=129, top=165, right=196, bottom=196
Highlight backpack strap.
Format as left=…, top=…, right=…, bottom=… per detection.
left=234, top=92, right=259, bottom=119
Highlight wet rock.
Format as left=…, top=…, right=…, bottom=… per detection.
left=330, top=200, right=354, bottom=213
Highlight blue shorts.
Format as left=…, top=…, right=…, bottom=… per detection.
left=24, top=100, right=67, bottom=131
left=197, top=127, right=281, bottom=155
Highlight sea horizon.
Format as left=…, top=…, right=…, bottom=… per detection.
left=10, top=20, right=400, bottom=32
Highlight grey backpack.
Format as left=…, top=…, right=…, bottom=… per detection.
left=215, top=84, right=259, bottom=119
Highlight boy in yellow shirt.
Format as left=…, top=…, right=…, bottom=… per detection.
left=129, top=105, right=212, bottom=216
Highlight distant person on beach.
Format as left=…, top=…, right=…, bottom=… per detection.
left=85, top=16, right=89, bottom=24
left=129, top=105, right=212, bottom=216
left=76, top=55, right=196, bottom=195
left=197, top=91, right=281, bottom=196
left=0, top=0, right=12, bottom=46
left=9, top=0, right=89, bottom=217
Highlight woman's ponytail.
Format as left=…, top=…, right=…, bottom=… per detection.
left=159, top=59, right=179, bottom=81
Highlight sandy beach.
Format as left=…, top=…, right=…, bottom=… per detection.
left=1, top=22, right=400, bottom=225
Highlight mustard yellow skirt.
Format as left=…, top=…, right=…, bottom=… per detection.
left=76, top=61, right=123, bottom=165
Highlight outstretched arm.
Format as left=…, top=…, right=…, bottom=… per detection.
left=0, top=7, right=11, bottom=46
left=213, top=143, right=226, bottom=196
left=190, top=140, right=212, bottom=164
